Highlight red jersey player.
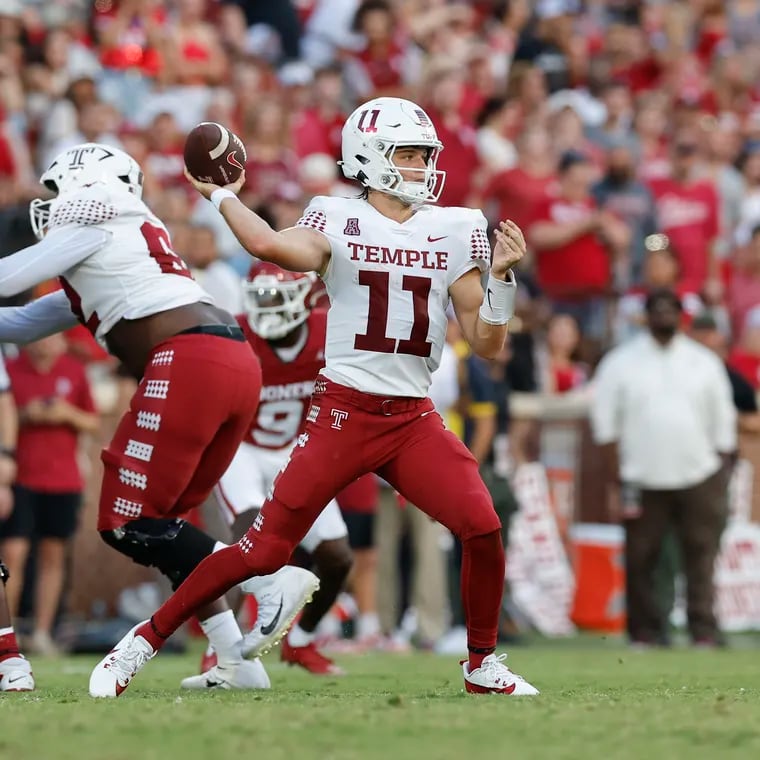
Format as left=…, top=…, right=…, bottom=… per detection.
left=192, top=262, right=351, bottom=680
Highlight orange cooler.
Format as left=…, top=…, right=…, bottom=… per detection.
left=569, top=523, right=626, bottom=633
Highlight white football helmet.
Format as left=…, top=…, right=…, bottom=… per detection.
left=244, top=261, right=316, bottom=340
left=30, top=143, right=144, bottom=239
left=340, top=97, right=445, bottom=204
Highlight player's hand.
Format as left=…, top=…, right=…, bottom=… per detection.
left=183, top=166, right=246, bottom=201
left=492, top=220, right=525, bottom=278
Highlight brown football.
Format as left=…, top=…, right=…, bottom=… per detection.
left=184, top=122, right=247, bottom=186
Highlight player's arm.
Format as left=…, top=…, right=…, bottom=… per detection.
left=0, top=290, right=78, bottom=344
left=0, top=226, right=110, bottom=298
left=184, top=169, right=331, bottom=274
left=449, top=220, right=524, bottom=360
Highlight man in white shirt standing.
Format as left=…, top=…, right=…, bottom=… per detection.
left=591, top=288, right=737, bottom=647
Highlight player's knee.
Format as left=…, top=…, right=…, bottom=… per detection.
left=314, top=538, right=354, bottom=582
left=455, top=500, right=502, bottom=542
left=100, top=518, right=216, bottom=589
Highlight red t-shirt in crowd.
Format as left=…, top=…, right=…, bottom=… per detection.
left=724, top=261, right=760, bottom=340
left=647, top=177, right=719, bottom=291
left=728, top=349, right=760, bottom=390
left=427, top=110, right=479, bottom=208
left=7, top=353, right=96, bottom=492
left=530, top=195, right=611, bottom=298
left=482, top=167, right=557, bottom=233
left=292, top=108, right=345, bottom=160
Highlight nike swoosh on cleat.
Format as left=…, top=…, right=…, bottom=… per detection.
left=260, top=597, right=284, bottom=636
left=205, top=680, right=222, bottom=688
left=7, top=675, right=28, bottom=684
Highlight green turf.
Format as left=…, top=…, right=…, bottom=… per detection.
left=2, top=640, right=759, bottom=760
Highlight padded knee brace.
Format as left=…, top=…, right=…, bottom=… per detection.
left=100, top=518, right=217, bottom=590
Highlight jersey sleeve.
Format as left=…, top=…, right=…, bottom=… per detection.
left=47, top=185, right=120, bottom=232
left=295, top=196, right=328, bottom=234
left=0, top=225, right=111, bottom=298
left=448, top=209, right=491, bottom=285
left=0, top=289, right=79, bottom=344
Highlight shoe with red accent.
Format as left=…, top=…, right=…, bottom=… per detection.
left=0, top=655, right=35, bottom=692
left=462, top=653, right=539, bottom=695
left=281, top=640, right=346, bottom=676
left=89, top=621, right=156, bottom=698
left=199, top=648, right=218, bottom=674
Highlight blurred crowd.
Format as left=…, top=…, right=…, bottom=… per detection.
left=1, top=0, right=760, bottom=652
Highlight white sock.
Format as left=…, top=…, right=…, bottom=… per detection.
left=199, top=610, right=243, bottom=666
left=357, top=613, right=380, bottom=640
left=0, top=626, right=14, bottom=637
left=287, top=623, right=315, bottom=648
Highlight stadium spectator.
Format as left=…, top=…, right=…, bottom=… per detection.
left=591, top=288, right=736, bottom=648
left=690, top=311, right=760, bottom=436
left=592, top=137, right=658, bottom=288
left=0, top=334, right=98, bottom=656
left=528, top=149, right=629, bottom=345
left=725, top=224, right=760, bottom=342
left=729, top=306, right=760, bottom=390
left=536, top=313, right=588, bottom=394
left=647, top=129, right=720, bottom=293
left=180, top=223, right=243, bottom=315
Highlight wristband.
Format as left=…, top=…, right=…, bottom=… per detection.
left=478, top=271, right=517, bottom=325
left=210, top=188, right=237, bottom=211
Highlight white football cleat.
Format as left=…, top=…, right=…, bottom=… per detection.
left=462, top=653, right=540, bottom=696
left=180, top=658, right=271, bottom=690
left=0, top=656, right=35, bottom=692
left=240, top=566, right=320, bottom=658
left=89, top=621, right=156, bottom=698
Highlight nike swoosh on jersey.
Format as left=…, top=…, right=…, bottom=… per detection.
left=427, top=235, right=447, bottom=242
left=260, top=597, right=284, bottom=635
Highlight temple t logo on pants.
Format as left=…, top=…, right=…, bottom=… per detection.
left=330, top=410, right=349, bottom=430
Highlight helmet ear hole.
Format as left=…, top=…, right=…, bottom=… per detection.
left=43, top=179, right=58, bottom=193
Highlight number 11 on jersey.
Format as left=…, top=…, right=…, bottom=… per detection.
left=353, top=270, right=432, bottom=357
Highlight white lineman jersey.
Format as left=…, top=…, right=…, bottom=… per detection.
left=48, top=183, right=212, bottom=343
left=214, top=441, right=347, bottom=553
left=296, top=196, right=490, bottom=397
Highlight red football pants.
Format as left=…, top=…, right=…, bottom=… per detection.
left=150, top=376, right=504, bottom=652
left=98, top=333, right=261, bottom=531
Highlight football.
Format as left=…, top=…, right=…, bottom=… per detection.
left=183, top=122, right=247, bottom=186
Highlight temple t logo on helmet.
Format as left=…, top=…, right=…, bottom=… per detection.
left=339, top=97, right=446, bottom=204
left=29, top=142, right=144, bottom=240
left=243, top=262, right=316, bottom=340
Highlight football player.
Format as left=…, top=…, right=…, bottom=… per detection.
left=197, top=262, right=351, bottom=679
left=0, top=143, right=319, bottom=692
left=91, top=97, right=539, bottom=697
left=0, top=559, right=34, bottom=691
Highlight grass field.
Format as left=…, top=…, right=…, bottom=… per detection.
left=2, top=638, right=760, bottom=760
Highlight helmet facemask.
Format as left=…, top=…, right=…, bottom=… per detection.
left=244, top=273, right=314, bottom=340
left=361, top=140, right=444, bottom=204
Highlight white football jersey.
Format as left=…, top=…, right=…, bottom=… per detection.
left=47, top=183, right=211, bottom=343
left=296, top=196, right=490, bottom=397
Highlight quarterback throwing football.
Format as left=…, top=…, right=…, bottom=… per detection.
left=91, top=97, right=539, bottom=697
